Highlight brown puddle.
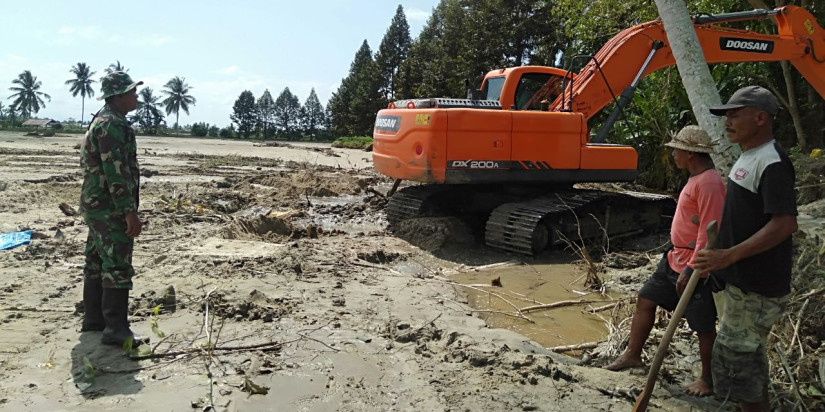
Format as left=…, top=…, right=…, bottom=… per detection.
left=451, top=262, right=623, bottom=351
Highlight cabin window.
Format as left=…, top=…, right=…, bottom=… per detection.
left=514, top=73, right=563, bottom=110
left=482, top=76, right=505, bottom=102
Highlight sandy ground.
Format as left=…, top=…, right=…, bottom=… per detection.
left=0, top=132, right=749, bottom=411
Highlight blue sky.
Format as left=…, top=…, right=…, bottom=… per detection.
left=0, top=0, right=438, bottom=126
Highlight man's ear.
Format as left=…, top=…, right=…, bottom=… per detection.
left=755, top=110, right=771, bottom=126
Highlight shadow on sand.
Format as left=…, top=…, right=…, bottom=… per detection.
left=69, top=332, right=144, bottom=398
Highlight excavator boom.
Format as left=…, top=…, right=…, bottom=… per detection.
left=553, top=5, right=825, bottom=119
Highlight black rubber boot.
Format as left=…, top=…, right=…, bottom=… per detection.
left=101, top=288, right=149, bottom=347
left=81, top=278, right=105, bottom=332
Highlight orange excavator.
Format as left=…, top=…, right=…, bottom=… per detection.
left=373, top=5, right=825, bottom=255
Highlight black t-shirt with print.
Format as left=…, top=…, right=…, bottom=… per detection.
left=714, top=141, right=797, bottom=297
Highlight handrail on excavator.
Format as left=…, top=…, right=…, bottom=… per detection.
left=692, top=9, right=779, bottom=25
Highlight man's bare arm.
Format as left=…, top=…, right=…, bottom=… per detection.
left=693, top=214, right=796, bottom=273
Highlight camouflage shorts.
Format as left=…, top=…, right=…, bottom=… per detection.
left=712, top=284, right=788, bottom=403
left=83, top=213, right=135, bottom=289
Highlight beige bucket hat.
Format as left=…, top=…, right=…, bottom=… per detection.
left=664, top=125, right=716, bottom=154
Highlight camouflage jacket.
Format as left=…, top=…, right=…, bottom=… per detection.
left=80, top=104, right=139, bottom=215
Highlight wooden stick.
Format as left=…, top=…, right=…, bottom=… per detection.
left=548, top=341, right=600, bottom=352
left=585, top=298, right=636, bottom=313
left=633, top=221, right=717, bottom=412
left=521, top=299, right=600, bottom=313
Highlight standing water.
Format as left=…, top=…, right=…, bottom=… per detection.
left=451, top=261, right=623, bottom=350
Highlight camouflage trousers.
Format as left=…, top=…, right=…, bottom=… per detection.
left=712, top=284, right=789, bottom=403
left=83, top=212, right=135, bottom=290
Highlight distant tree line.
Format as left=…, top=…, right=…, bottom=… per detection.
left=227, top=87, right=328, bottom=140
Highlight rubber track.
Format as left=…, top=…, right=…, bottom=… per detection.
left=386, top=185, right=443, bottom=226
left=485, top=191, right=604, bottom=255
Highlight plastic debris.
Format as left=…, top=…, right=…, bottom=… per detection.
left=0, top=230, right=33, bottom=250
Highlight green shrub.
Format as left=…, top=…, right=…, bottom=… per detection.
left=219, top=127, right=235, bottom=139
left=208, top=126, right=219, bottom=137
left=191, top=122, right=209, bottom=137
left=331, top=136, right=373, bottom=150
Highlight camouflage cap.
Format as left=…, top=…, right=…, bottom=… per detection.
left=664, top=125, right=717, bottom=154
left=98, top=71, right=143, bottom=100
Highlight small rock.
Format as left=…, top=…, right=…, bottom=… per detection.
left=58, top=202, right=78, bottom=216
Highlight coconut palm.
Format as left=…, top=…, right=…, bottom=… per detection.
left=8, top=70, right=51, bottom=118
left=161, top=76, right=196, bottom=130
left=65, top=62, right=96, bottom=126
left=105, top=60, right=128, bottom=74
left=133, top=88, right=165, bottom=134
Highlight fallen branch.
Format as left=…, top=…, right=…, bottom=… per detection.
left=789, top=298, right=810, bottom=358
left=775, top=343, right=810, bottom=412
left=549, top=341, right=601, bottom=352
left=585, top=298, right=635, bottom=314
left=129, top=339, right=295, bottom=360
left=1, top=307, right=74, bottom=313
left=521, top=299, right=601, bottom=314
left=451, top=282, right=533, bottom=322
left=468, top=309, right=536, bottom=323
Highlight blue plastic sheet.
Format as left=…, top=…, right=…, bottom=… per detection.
left=0, top=230, right=33, bottom=250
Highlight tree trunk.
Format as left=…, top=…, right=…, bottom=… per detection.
left=81, top=96, right=85, bottom=127
left=654, top=0, right=739, bottom=177
left=745, top=0, right=813, bottom=150
left=780, top=61, right=810, bottom=151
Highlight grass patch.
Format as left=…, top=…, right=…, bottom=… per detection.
left=331, top=136, right=373, bottom=150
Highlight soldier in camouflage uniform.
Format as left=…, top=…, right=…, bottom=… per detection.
left=696, top=86, right=797, bottom=412
left=80, top=71, right=148, bottom=347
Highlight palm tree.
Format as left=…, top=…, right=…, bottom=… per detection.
left=105, top=60, right=128, bottom=74
left=8, top=70, right=51, bottom=118
left=161, top=76, right=196, bottom=130
left=65, top=62, right=96, bottom=126
left=133, top=88, right=165, bottom=134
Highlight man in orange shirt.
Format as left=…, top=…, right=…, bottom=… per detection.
left=604, top=125, right=725, bottom=397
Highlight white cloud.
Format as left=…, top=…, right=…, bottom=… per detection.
left=7, top=54, right=26, bottom=62
left=405, top=8, right=430, bottom=21
left=129, top=34, right=175, bottom=47
left=53, top=26, right=104, bottom=45
left=218, top=65, right=239, bottom=75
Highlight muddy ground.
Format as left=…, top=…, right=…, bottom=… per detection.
left=0, top=132, right=822, bottom=411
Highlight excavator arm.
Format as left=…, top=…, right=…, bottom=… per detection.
left=551, top=5, right=825, bottom=120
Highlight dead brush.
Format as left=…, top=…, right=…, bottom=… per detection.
left=763, top=233, right=825, bottom=411
left=554, top=194, right=610, bottom=292
left=156, top=187, right=208, bottom=215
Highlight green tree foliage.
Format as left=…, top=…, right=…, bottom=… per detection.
left=219, top=125, right=235, bottom=139
left=104, top=61, right=128, bottom=75
left=0, top=103, right=20, bottom=127
left=375, top=5, right=412, bottom=100
left=273, top=87, right=301, bottom=140
left=329, top=41, right=385, bottom=137
left=257, top=89, right=275, bottom=140
left=208, top=125, right=219, bottom=137
left=65, top=62, right=96, bottom=126
left=191, top=122, right=210, bottom=137
left=7, top=70, right=50, bottom=119
left=396, top=0, right=563, bottom=100
left=162, top=76, right=197, bottom=130
left=230, top=90, right=257, bottom=138
left=299, top=88, right=326, bottom=140
left=132, top=88, right=166, bottom=135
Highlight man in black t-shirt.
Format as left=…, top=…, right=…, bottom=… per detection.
left=694, top=85, right=797, bottom=412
